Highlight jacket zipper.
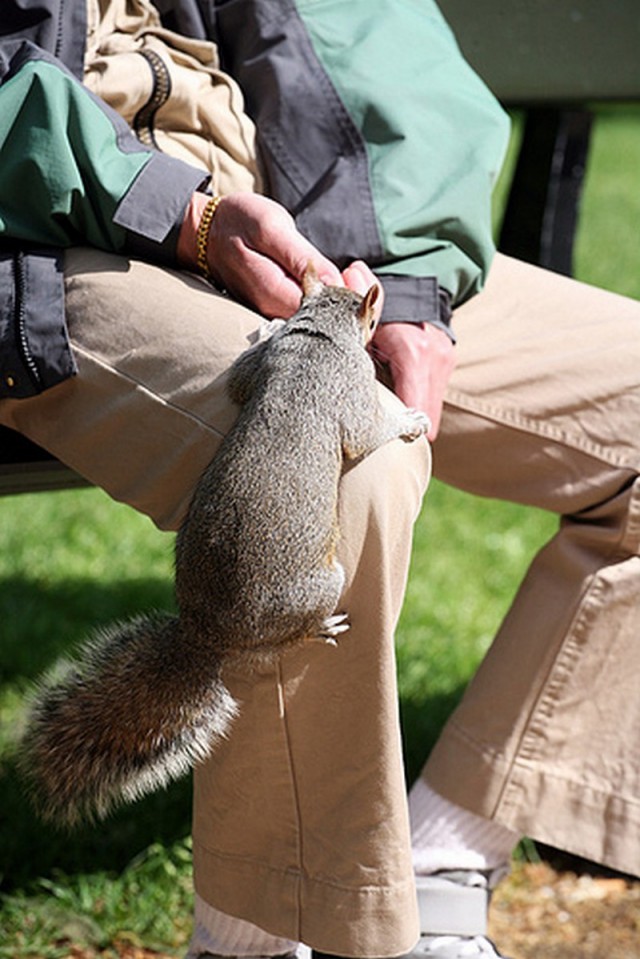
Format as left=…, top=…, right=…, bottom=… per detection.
left=55, top=0, right=66, bottom=60
left=13, top=251, right=43, bottom=390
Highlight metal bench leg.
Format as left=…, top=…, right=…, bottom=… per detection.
left=499, top=107, right=594, bottom=276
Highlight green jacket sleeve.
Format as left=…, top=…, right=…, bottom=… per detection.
left=0, top=41, right=208, bottom=261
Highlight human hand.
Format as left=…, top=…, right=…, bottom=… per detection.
left=341, top=260, right=385, bottom=327
left=372, top=322, right=456, bottom=440
left=177, top=192, right=344, bottom=318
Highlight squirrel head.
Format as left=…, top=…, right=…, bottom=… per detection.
left=301, top=263, right=381, bottom=346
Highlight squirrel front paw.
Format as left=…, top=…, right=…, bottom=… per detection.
left=400, top=408, right=431, bottom=441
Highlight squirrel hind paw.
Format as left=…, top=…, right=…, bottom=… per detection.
left=304, top=613, right=350, bottom=647
left=320, top=612, right=350, bottom=644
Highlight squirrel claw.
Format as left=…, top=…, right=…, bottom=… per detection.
left=322, top=612, right=349, bottom=633
left=402, top=408, right=431, bottom=440
left=309, top=612, right=350, bottom=645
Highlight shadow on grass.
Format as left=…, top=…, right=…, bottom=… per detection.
left=0, top=754, right=193, bottom=893
left=1, top=573, right=191, bottom=893
left=0, top=573, right=175, bottom=682
left=399, top=687, right=467, bottom=788
left=1, top=572, right=467, bottom=894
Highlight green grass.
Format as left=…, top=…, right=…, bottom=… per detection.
left=575, top=106, right=640, bottom=298
left=1, top=104, right=639, bottom=956
left=0, top=493, right=193, bottom=956
left=1, top=839, right=194, bottom=959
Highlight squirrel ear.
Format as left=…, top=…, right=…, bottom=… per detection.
left=301, top=262, right=325, bottom=299
left=358, top=283, right=381, bottom=337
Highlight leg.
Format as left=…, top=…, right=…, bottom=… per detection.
left=424, top=254, right=640, bottom=877
left=192, top=388, right=431, bottom=957
left=1, top=250, right=431, bottom=956
left=0, top=247, right=263, bottom=530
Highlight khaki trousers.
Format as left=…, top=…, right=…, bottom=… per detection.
left=2, top=250, right=639, bottom=956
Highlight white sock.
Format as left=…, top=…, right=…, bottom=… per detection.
left=409, top=778, right=520, bottom=875
left=186, top=894, right=298, bottom=958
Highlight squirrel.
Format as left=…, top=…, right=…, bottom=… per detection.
left=20, top=265, right=429, bottom=828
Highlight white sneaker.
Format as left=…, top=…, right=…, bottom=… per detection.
left=194, top=954, right=298, bottom=959
left=416, top=866, right=508, bottom=938
left=411, top=866, right=510, bottom=959
left=409, top=935, right=508, bottom=958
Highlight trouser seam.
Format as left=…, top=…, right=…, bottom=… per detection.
left=508, top=759, right=640, bottom=808
left=443, top=502, right=638, bottom=822
left=436, top=717, right=508, bottom=767
left=514, top=478, right=640, bottom=766
left=443, top=388, right=639, bottom=472
left=193, top=837, right=415, bottom=895
left=619, top=474, right=640, bottom=554
left=494, top=538, right=632, bottom=818
left=73, top=342, right=228, bottom=441
left=277, top=660, right=304, bottom=940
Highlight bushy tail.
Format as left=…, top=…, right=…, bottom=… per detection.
left=19, top=612, right=238, bottom=828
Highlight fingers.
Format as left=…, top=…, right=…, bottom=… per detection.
left=248, top=198, right=343, bottom=289
left=206, top=193, right=344, bottom=317
left=181, top=192, right=387, bottom=322
left=373, top=322, right=456, bottom=440
left=342, top=261, right=385, bottom=325
left=342, top=260, right=375, bottom=294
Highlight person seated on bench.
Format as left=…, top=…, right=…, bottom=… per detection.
left=1, top=2, right=639, bottom=958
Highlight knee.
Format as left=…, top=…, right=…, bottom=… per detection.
left=337, top=418, right=431, bottom=570
left=571, top=471, right=640, bottom=558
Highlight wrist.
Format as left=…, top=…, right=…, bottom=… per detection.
left=177, top=192, right=222, bottom=278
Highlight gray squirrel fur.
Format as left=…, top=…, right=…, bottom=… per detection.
left=20, top=267, right=429, bottom=828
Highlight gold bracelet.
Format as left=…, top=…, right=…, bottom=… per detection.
left=196, top=195, right=223, bottom=282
